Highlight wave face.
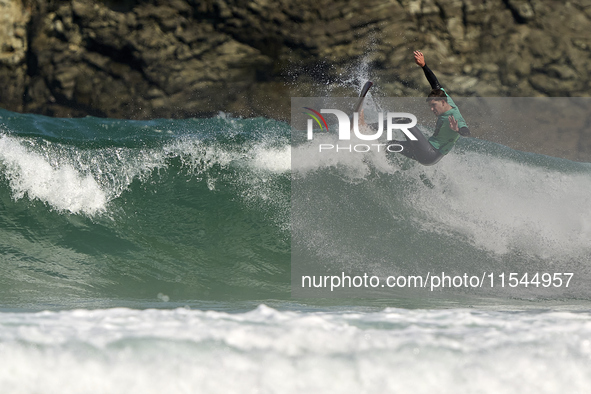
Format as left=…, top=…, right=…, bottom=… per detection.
left=1, top=108, right=590, bottom=307
left=291, top=131, right=591, bottom=300
left=0, top=109, right=291, bottom=306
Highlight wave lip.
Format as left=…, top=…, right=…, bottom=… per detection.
left=0, top=135, right=107, bottom=215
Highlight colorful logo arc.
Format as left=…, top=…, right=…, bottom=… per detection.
left=303, top=107, right=328, bottom=132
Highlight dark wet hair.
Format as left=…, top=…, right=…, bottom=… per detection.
left=426, top=89, right=447, bottom=102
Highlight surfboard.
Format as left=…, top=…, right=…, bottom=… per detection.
left=351, top=81, right=373, bottom=132
left=353, top=81, right=373, bottom=113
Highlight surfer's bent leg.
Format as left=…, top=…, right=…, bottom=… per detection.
left=387, top=126, right=443, bottom=166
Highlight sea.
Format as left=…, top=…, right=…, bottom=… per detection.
left=0, top=102, right=590, bottom=393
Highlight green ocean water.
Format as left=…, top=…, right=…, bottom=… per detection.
left=1, top=107, right=591, bottom=309
left=0, top=109, right=292, bottom=308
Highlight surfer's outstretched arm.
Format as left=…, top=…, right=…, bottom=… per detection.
left=414, top=51, right=441, bottom=90
left=422, top=65, right=441, bottom=90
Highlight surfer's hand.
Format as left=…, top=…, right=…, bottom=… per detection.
left=414, top=51, right=425, bottom=67
left=449, top=115, right=459, bottom=132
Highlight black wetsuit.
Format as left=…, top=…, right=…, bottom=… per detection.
left=387, top=65, right=470, bottom=166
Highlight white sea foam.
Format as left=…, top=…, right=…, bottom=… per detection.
left=0, top=135, right=107, bottom=215
left=0, top=306, right=590, bottom=393
left=409, top=151, right=591, bottom=260
left=250, top=145, right=291, bottom=173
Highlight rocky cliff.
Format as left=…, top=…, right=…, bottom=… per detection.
left=1, top=0, right=591, bottom=160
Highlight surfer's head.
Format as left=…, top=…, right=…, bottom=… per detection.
left=426, top=89, right=447, bottom=102
left=426, top=89, right=450, bottom=116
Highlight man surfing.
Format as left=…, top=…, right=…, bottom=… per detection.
left=382, top=51, right=470, bottom=165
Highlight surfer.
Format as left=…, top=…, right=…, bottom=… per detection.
left=371, top=51, right=470, bottom=165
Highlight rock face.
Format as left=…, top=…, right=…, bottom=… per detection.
left=1, top=0, right=591, bottom=160
left=0, top=0, right=29, bottom=113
